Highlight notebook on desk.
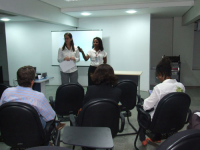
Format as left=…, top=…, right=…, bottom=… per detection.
left=148, top=90, right=152, bottom=95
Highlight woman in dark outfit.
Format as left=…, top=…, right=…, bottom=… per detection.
left=82, top=64, right=121, bottom=106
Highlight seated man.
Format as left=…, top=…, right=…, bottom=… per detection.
left=0, top=66, right=55, bottom=128
left=140, top=57, right=185, bottom=146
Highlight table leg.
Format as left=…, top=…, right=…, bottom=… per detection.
left=40, top=82, right=46, bottom=96
left=33, top=82, right=46, bottom=96
left=138, top=76, right=140, bottom=95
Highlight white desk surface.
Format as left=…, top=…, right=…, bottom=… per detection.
left=34, top=76, right=54, bottom=83
left=114, top=71, right=142, bottom=76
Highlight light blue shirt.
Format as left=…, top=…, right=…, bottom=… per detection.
left=0, top=86, right=56, bottom=122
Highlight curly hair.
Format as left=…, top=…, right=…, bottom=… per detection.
left=17, top=66, right=35, bottom=87
left=91, top=64, right=118, bottom=85
left=92, top=37, right=104, bottom=51
left=156, top=57, right=172, bottom=79
left=62, top=33, right=75, bottom=52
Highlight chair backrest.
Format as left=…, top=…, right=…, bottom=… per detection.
left=0, top=102, right=47, bottom=148
left=115, top=80, right=137, bottom=111
left=55, top=83, right=84, bottom=116
left=77, top=99, right=120, bottom=137
left=157, top=129, right=200, bottom=150
left=150, top=92, right=191, bottom=133
left=0, top=84, right=9, bottom=98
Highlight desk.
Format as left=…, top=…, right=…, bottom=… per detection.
left=62, top=126, right=114, bottom=149
left=114, top=71, right=142, bottom=95
left=32, top=76, right=54, bottom=95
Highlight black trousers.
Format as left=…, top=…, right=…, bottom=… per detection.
left=139, top=128, right=161, bottom=141
left=88, top=66, right=97, bottom=86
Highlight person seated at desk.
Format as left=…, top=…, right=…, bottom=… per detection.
left=140, top=57, right=185, bottom=146
left=82, top=64, right=121, bottom=106
left=0, top=66, right=64, bottom=131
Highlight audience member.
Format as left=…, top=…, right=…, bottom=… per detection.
left=187, top=110, right=200, bottom=130
left=82, top=64, right=121, bottom=106
left=140, top=57, right=185, bottom=146
left=0, top=66, right=64, bottom=130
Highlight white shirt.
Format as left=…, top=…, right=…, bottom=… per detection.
left=143, top=79, right=185, bottom=119
left=57, top=46, right=80, bottom=73
left=87, top=49, right=107, bottom=66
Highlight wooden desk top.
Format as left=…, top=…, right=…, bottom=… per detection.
left=114, top=71, right=142, bottom=76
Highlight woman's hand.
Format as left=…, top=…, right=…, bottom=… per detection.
left=78, top=47, right=89, bottom=61
left=70, top=56, right=75, bottom=60
left=78, top=47, right=83, bottom=53
left=64, top=56, right=70, bottom=61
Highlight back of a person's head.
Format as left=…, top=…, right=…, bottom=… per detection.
left=17, top=66, right=35, bottom=87
left=156, top=57, right=172, bottom=78
left=91, top=64, right=117, bottom=85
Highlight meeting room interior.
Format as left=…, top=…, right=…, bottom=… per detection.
left=0, top=0, right=200, bottom=150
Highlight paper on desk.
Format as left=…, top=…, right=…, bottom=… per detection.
left=59, top=60, right=75, bottom=72
left=194, top=112, right=200, bottom=117
left=149, top=90, right=152, bottom=95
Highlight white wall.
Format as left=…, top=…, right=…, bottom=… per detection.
left=150, top=18, right=173, bottom=85
left=5, top=14, right=151, bottom=91
left=150, top=17, right=200, bottom=86
left=173, top=17, right=200, bottom=86
left=5, top=21, right=72, bottom=86
left=0, top=22, right=9, bottom=82
left=79, top=14, right=151, bottom=91
left=6, top=16, right=199, bottom=89
left=192, top=30, right=200, bottom=70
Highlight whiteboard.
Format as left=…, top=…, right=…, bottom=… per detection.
left=51, top=30, right=102, bottom=66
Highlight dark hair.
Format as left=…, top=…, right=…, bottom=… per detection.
left=62, top=33, right=75, bottom=52
left=156, top=57, right=172, bottom=79
left=17, top=66, right=35, bottom=87
left=92, top=37, right=104, bottom=51
left=91, top=64, right=118, bottom=85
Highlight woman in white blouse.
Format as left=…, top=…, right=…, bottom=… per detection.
left=78, top=37, right=107, bottom=86
left=57, top=33, right=80, bottom=84
left=140, top=57, right=185, bottom=146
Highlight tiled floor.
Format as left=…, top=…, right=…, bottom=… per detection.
left=0, top=86, right=200, bottom=150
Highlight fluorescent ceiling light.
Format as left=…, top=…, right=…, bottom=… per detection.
left=1, top=18, right=10, bottom=21
left=126, top=10, right=137, bottom=14
left=81, top=12, right=91, bottom=16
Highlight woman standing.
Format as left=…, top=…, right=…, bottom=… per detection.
left=58, top=33, right=80, bottom=84
left=78, top=37, right=107, bottom=86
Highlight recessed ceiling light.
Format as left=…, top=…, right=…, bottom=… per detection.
left=81, top=12, right=91, bottom=16
left=0, top=18, right=10, bottom=21
left=126, top=10, right=137, bottom=14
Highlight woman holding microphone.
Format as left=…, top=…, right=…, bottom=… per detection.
left=58, top=33, right=80, bottom=84
left=78, top=37, right=107, bottom=86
